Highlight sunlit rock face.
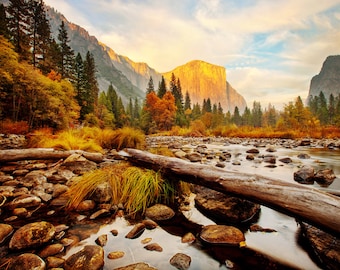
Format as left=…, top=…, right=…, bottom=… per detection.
left=308, top=55, right=340, bottom=101
left=163, top=60, right=246, bottom=112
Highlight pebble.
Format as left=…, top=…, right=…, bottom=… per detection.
left=169, top=253, right=191, bottom=270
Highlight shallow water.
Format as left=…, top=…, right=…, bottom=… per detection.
left=64, top=140, right=340, bottom=269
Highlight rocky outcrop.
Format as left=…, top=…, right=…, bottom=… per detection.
left=308, top=55, right=340, bottom=101
left=163, top=60, right=246, bottom=112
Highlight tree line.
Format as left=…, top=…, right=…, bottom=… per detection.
left=1, top=1, right=339, bottom=136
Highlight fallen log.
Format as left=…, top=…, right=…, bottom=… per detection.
left=124, top=148, right=340, bottom=236
left=0, top=148, right=104, bottom=163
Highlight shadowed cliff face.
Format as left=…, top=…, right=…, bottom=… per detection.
left=308, top=55, right=340, bottom=101
left=163, top=60, right=246, bottom=112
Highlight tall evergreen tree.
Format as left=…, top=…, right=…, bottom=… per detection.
left=57, top=21, right=74, bottom=78
left=251, top=101, right=263, bottom=127
left=146, top=76, right=154, bottom=94
left=0, top=4, right=9, bottom=38
left=328, top=93, right=335, bottom=125
left=157, top=76, right=166, bottom=98
left=184, top=91, right=191, bottom=110
left=317, top=91, right=328, bottom=125
left=7, top=0, right=30, bottom=60
left=83, top=51, right=98, bottom=116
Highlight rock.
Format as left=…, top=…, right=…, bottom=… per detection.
left=142, top=219, right=158, bottom=229
left=125, top=223, right=146, bottom=239
left=107, top=251, right=125, bottom=259
left=61, top=154, right=97, bottom=174
left=90, top=182, right=112, bottom=203
left=9, top=221, right=56, bottom=250
left=141, top=237, right=152, bottom=244
left=246, top=154, right=254, bottom=160
left=52, top=184, right=69, bottom=198
left=144, top=242, right=163, bottom=252
left=246, top=148, right=259, bottom=154
left=38, top=243, right=64, bottom=258
left=46, top=256, right=65, bottom=268
left=232, top=160, right=241, bottom=165
left=110, top=229, right=118, bottom=236
left=219, top=152, right=231, bottom=161
left=194, top=185, right=260, bottom=223
left=181, top=232, right=196, bottom=243
left=215, top=162, right=225, bottom=168
left=9, top=194, right=41, bottom=210
left=174, top=150, right=187, bottom=159
left=76, top=199, right=96, bottom=212
left=199, top=224, right=245, bottom=246
left=297, top=153, right=310, bottom=159
left=266, top=147, right=276, bottom=152
left=21, top=171, right=47, bottom=187
left=294, top=165, right=315, bottom=184
left=0, top=223, right=13, bottom=244
left=145, top=204, right=175, bottom=221
left=8, top=253, right=46, bottom=270
left=314, top=168, right=336, bottom=186
left=300, top=222, right=340, bottom=270
left=64, top=245, right=104, bottom=270
left=249, top=224, right=277, bottom=233
left=169, top=253, right=191, bottom=270
left=299, top=139, right=311, bottom=146
left=90, top=209, right=110, bottom=220
left=185, top=152, right=202, bottom=162
left=114, top=262, right=157, bottom=270
left=279, top=157, right=292, bottom=164
left=263, top=155, right=276, bottom=164
left=95, top=234, right=108, bottom=246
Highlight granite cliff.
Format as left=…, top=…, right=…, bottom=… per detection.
left=308, top=55, right=340, bottom=101
left=163, top=60, right=247, bottom=112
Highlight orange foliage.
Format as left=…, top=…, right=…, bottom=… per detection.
left=145, top=91, right=177, bottom=131
left=47, top=70, right=62, bottom=81
left=0, top=119, right=29, bottom=134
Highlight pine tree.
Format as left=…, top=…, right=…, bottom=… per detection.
left=29, top=0, right=51, bottom=68
left=251, top=101, right=263, bottom=127
left=146, top=76, right=154, bottom=94
left=74, top=52, right=85, bottom=113
left=328, top=93, right=335, bottom=125
left=7, top=0, right=30, bottom=60
left=184, top=91, right=191, bottom=110
left=57, top=21, right=74, bottom=78
left=82, top=51, right=98, bottom=117
left=157, top=76, right=166, bottom=98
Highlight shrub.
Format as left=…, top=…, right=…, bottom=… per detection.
left=0, top=119, right=29, bottom=134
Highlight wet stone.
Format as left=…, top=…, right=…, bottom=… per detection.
left=8, top=253, right=46, bottom=270
left=181, top=232, right=196, bottom=243
left=95, top=234, right=108, bottom=247
left=64, top=245, right=104, bottom=270
left=199, top=224, right=245, bottom=246
left=142, top=219, right=158, bottom=229
left=246, top=148, right=259, bottom=154
left=297, top=153, right=310, bottom=159
left=279, top=157, right=292, bottom=164
left=249, top=224, right=277, bottom=233
left=125, top=223, right=146, bottom=239
left=185, top=152, right=202, bottom=162
left=110, top=229, right=118, bottom=236
left=39, top=243, right=64, bottom=258
left=0, top=223, right=14, bottom=244
left=314, top=168, right=336, bottom=186
left=145, top=204, right=175, bottom=221
left=169, top=253, right=191, bottom=270
left=76, top=199, right=96, bottom=212
left=9, top=221, right=56, bottom=250
left=144, top=242, right=163, bottom=252
left=108, top=251, right=125, bottom=259
left=9, top=194, right=41, bottom=210
left=90, top=209, right=110, bottom=220
left=294, top=165, right=315, bottom=184
left=46, top=256, right=65, bottom=268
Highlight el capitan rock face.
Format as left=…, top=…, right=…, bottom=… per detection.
left=163, top=60, right=246, bottom=112
left=308, top=55, right=340, bottom=101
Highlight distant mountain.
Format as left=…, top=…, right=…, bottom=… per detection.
left=46, top=7, right=146, bottom=104
left=163, top=60, right=247, bottom=112
left=308, top=55, right=340, bottom=101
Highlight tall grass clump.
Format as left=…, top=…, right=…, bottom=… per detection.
left=110, top=127, right=145, bottom=150
left=65, top=162, right=184, bottom=216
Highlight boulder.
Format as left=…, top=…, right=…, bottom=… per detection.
left=294, top=165, right=315, bottom=184
left=313, top=168, right=336, bottom=187
left=194, top=185, right=260, bottom=223
left=64, top=245, right=104, bottom=270
left=9, top=221, right=56, bottom=250
left=169, top=253, right=191, bottom=270
left=0, top=223, right=13, bottom=244
left=145, top=204, right=175, bottom=221
left=8, top=253, right=45, bottom=270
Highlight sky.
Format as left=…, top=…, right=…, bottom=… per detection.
left=43, top=0, right=340, bottom=109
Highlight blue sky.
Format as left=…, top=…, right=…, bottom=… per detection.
left=44, top=0, right=340, bottom=109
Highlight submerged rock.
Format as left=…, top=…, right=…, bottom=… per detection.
left=64, top=245, right=104, bottom=270
left=169, top=253, right=191, bottom=270
left=0, top=223, right=13, bottom=244
left=125, top=223, right=146, bottom=239
left=144, top=243, right=163, bottom=252
left=200, top=224, right=245, bottom=246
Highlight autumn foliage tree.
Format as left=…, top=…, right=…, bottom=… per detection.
left=145, top=91, right=177, bottom=131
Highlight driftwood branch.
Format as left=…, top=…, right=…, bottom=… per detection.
left=124, top=148, right=340, bottom=236
left=0, top=148, right=104, bottom=163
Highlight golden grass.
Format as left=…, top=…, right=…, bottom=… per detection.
left=65, top=162, right=182, bottom=216
left=110, top=127, right=146, bottom=150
